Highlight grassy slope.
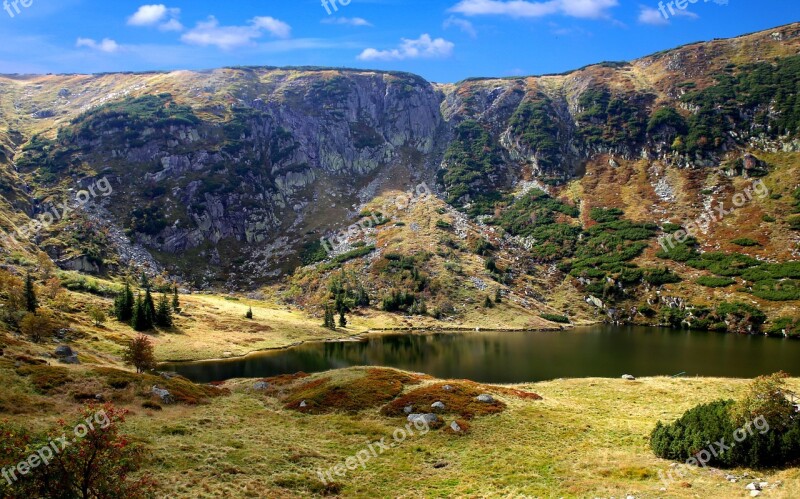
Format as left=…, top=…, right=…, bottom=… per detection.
left=3, top=361, right=799, bottom=498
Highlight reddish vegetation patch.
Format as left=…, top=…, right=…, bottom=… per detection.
left=494, top=386, right=543, bottom=400
left=263, top=372, right=310, bottom=387
left=283, top=369, right=423, bottom=414
left=91, top=367, right=228, bottom=405
left=447, top=418, right=471, bottom=435
left=381, top=382, right=506, bottom=420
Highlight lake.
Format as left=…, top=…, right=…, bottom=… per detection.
left=163, top=325, right=800, bottom=384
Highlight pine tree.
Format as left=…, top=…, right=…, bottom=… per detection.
left=131, top=294, right=147, bottom=331
left=139, top=272, right=150, bottom=290
left=495, top=288, right=502, bottom=304
left=155, top=294, right=173, bottom=328
left=245, top=307, right=253, bottom=319
left=24, top=271, right=37, bottom=314
left=143, top=288, right=156, bottom=329
left=172, top=285, right=180, bottom=312
left=355, top=285, right=370, bottom=307
left=322, top=304, right=336, bottom=330
left=338, top=310, right=347, bottom=328
left=484, top=295, right=494, bottom=308
left=114, top=282, right=134, bottom=322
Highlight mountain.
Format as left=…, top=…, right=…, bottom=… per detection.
left=1, top=23, right=799, bottom=332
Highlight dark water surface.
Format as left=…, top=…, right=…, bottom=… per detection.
left=162, top=325, right=800, bottom=383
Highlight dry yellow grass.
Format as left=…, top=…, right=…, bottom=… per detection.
left=70, top=371, right=800, bottom=498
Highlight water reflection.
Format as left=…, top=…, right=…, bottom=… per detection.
left=163, top=325, right=800, bottom=383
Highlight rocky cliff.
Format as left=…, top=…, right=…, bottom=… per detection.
left=0, top=23, right=799, bottom=300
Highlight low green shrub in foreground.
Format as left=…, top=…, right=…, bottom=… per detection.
left=651, top=373, right=800, bottom=468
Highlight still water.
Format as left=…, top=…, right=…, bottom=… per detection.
left=163, top=325, right=800, bottom=383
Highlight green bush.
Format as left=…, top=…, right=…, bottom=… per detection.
left=540, top=313, right=570, bottom=324
left=748, top=279, right=800, bottom=301
left=652, top=373, right=800, bottom=469
left=696, top=276, right=735, bottom=288
left=766, top=317, right=800, bottom=338
left=644, top=268, right=681, bottom=285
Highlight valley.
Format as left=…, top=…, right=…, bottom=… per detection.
left=1, top=20, right=799, bottom=499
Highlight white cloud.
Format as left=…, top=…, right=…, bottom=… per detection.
left=357, top=34, right=455, bottom=61
left=128, top=4, right=183, bottom=31
left=637, top=6, right=668, bottom=25
left=76, top=37, right=120, bottom=53
left=159, top=18, right=185, bottom=32
left=321, top=17, right=373, bottom=27
left=251, top=16, right=292, bottom=38
left=128, top=5, right=174, bottom=26
left=443, top=16, right=478, bottom=38
left=449, top=0, right=618, bottom=20
left=181, top=16, right=292, bottom=50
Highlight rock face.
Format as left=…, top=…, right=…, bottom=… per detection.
left=4, top=24, right=800, bottom=288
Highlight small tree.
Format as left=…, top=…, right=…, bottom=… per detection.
left=322, top=304, right=336, bottom=330
left=495, top=289, right=502, bottom=304
left=142, top=289, right=156, bottom=328
left=338, top=310, right=347, bottom=328
left=172, top=285, right=180, bottom=312
left=155, top=294, right=173, bottom=328
left=0, top=404, right=155, bottom=498
left=114, top=282, right=134, bottom=323
left=19, top=311, right=57, bottom=343
left=88, top=305, right=107, bottom=327
left=484, top=296, right=494, bottom=308
left=245, top=307, right=253, bottom=319
left=123, top=334, right=157, bottom=373
left=139, top=272, right=150, bottom=290
left=731, top=371, right=796, bottom=430
left=24, top=271, right=37, bottom=314
left=131, top=294, right=151, bottom=332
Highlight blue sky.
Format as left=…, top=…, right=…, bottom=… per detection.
left=0, top=0, right=797, bottom=82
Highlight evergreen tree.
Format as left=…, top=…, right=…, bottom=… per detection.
left=245, top=307, right=253, bottom=319
left=143, top=288, right=156, bottom=328
left=24, top=271, right=37, bottom=314
left=338, top=310, right=347, bottom=328
left=172, top=285, right=180, bottom=312
left=322, top=304, right=336, bottom=330
left=155, top=294, right=173, bottom=328
left=355, top=285, right=370, bottom=307
left=495, top=288, right=502, bottom=304
left=114, top=282, right=134, bottom=322
left=131, top=294, right=147, bottom=331
left=139, top=272, right=150, bottom=290
left=484, top=296, right=494, bottom=308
